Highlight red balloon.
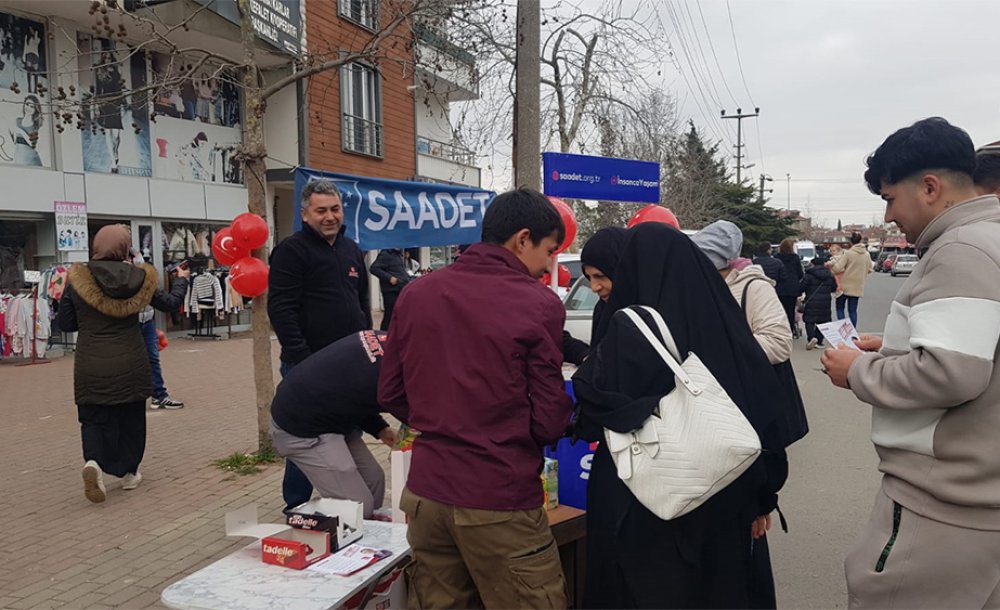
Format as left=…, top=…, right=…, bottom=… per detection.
left=156, top=328, right=168, bottom=351
left=540, top=272, right=552, bottom=286
left=627, top=205, right=680, bottom=229
left=547, top=196, right=578, bottom=254
left=230, top=256, right=270, bottom=298
left=557, top=264, right=571, bottom=287
left=212, top=228, right=249, bottom=265
left=230, top=213, right=269, bottom=251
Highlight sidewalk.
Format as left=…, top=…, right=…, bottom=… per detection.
left=0, top=336, right=391, bottom=609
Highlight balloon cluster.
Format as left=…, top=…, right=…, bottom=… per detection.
left=210, top=213, right=270, bottom=298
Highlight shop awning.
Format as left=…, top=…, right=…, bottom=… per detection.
left=294, top=168, right=496, bottom=250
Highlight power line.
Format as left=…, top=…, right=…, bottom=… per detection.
left=726, top=0, right=755, bottom=107
left=694, top=0, right=738, bottom=106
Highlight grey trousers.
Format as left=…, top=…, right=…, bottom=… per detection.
left=846, top=486, right=1000, bottom=609
left=270, top=420, right=385, bottom=518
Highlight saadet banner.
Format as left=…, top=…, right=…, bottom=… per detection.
left=294, top=168, right=496, bottom=250
left=543, top=152, right=661, bottom=203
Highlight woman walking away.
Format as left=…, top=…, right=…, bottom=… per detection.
left=573, top=223, right=790, bottom=609
left=58, top=225, right=188, bottom=503
left=800, top=257, right=837, bottom=350
left=774, top=238, right=804, bottom=338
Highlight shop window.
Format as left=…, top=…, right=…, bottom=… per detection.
left=341, top=63, right=383, bottom=158
left=338, top=0, right=378, bottom=30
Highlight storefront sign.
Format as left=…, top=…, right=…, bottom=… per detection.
left=54, top=201, right=88, bottom=252
left=542, top=152, right=661, bottom=203
left=294, top=169, right=496, bottom=250
left=194, top=0, right=302, bottom=55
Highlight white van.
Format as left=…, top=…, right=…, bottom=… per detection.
left=794, top=240, right=816, bottom=261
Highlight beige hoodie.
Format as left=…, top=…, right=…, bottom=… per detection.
left=848, top=195, right=1000, bottom=529
left=831, top=243, right=872, bottom=297
left=725, top=264, right=793, bottom=364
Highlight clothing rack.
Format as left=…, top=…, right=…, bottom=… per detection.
left=17, top=284, right=50, bottom=367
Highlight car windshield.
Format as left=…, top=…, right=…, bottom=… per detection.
left=898, top=255, right=917, bottom=262
left=564, top=276, right=599, bottom=311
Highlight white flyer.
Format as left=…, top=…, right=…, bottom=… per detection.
left=816, top=319, right=861, bottom=351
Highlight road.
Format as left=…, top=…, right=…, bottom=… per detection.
left=770, top=271, right=902, bottom=608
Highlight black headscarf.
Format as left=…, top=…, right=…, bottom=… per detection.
left=573, top=222, right=782, bottom=441
left=580, top=226, right=629, bottom=343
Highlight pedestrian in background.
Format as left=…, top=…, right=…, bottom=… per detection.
left=830, top=232, right=871, bottom=328
left=800, top=257, right=837, bottom=350
left=268, top=179, right=371, bottom=511
left=370, top=248, right=410, bottom=331
left=58, top=225, right=189, bottom=503
left=973, top=140, right=1000, bottom=198
left=822, top=117, right=1000, bottom=608
left=131, top=249, right=187, bottom=409
left=775, top=238, right=804, bottom=338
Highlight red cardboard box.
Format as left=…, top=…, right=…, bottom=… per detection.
left=261, top=527, right=331, bottom=570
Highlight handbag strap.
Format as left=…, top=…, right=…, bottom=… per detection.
left=617, top=307, right=703, bottom=396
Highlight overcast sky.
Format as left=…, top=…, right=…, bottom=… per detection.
left=665, top=0, right=999, bottom=226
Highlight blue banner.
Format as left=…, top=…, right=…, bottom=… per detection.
left=542, top=152, right=661, bottom=203
left=294, top=168, right=496, bottom=250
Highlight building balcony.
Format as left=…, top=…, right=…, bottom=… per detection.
left=416, top=136, right=480, bottom=187
left=414, top=25, right=479, bottom=101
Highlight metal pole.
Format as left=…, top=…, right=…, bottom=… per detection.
left=786, top=173, right=791, bottom=210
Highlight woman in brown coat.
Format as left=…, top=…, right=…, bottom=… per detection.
left=58, top=225, right=188, bottom=503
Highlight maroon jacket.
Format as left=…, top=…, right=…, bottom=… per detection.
left=378, top=243, right=573, bottom=510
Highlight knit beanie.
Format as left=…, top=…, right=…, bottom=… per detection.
left=691, top=220, right=744, bottom=270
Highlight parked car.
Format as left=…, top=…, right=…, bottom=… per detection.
left=558, top=253, right=583, bottom=286
left=563, top=275, right=597, bottom=344
left=882, top=253, right=899, bottom=274
left=891, top=254, right=918, bottom=276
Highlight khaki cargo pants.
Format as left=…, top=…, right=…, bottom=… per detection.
left=400, top=487, right=567, bottom=609
left=846, top=487, right=1000, bottom=609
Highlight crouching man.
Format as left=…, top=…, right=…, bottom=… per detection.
left=270, top=330, right=397, bottom=517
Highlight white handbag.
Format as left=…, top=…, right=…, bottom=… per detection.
left=604, top=306, right=762, bottom=520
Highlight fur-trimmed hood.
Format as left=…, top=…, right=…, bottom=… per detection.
left=67, top=262, right=158, bottom=318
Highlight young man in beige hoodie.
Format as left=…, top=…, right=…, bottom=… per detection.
left=823, top=117, right=1000, bottom=608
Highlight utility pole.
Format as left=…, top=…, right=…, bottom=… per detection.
left=759, top=173, right=773, bottom=203
left=720, top=107, right=759, bottom=184
left=513, top=0, right=541, bottom=190
left=786, top=172, right=791, bottom=210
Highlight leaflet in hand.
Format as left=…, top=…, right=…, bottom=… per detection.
left=816, top=319, right=861, bottom=350
left=306, top=543, right=392, bottom=576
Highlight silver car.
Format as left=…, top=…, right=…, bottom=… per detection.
left=563, top=275, right=598, bottom=344
left=891, top=254, right=918, bottom=276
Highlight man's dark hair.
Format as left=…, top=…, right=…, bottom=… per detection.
left=863, top=117, right=976, bottom=195
left=973, top=145, right=1000, bottom=193
left=850, top=231, right=862, bottom=245
left=756, top=242, right=772, bottom=256
left=481, top=188, right=566, bottom=246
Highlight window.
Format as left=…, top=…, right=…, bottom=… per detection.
left=565, top=278, right=599, bottom=312
left=341, top=63, right=383, bottom=157
left=338, top=0, right=378, bottom=30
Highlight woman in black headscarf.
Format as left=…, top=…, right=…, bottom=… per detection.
left=572, top=223, right=789, bottom=609
left=580, top=226, right=629, bottom=341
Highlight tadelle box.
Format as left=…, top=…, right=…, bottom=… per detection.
left=285, top=498, right=364, bottom=552
left=261, top=528, right=331, bottom=570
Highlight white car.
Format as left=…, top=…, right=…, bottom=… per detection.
left=891, top=254, right=918, bottom=276
left=563, top=275, right=598, bottom=344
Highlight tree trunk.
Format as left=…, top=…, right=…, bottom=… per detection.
left=239, top=0, right=275, bottom=452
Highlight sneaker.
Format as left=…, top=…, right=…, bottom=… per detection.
left=151, top=396, right=184, bottom=409
left=82, top=460, right=106, bottom=503
left=122, top=472, right=142, bottom=490
left=807, top=338, right=819, bottom=351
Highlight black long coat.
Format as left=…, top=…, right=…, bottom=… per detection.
left=799, top=266, right=837, bottom=324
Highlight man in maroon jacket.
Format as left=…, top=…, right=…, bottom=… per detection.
left=378, top=188, right=573, bottom=609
